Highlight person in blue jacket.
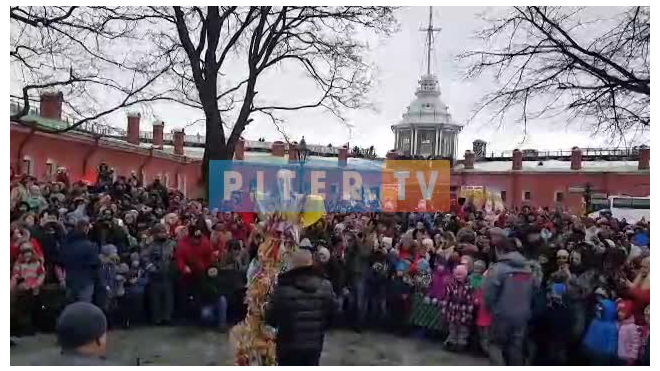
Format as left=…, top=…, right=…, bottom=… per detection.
left=582, top=298, right=618, bottom=365
left=59, top=220, right=100, bottom=303
left=632, top=227, right=649, bottom=247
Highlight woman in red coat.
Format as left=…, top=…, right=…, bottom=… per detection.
left=175, top=224, right=214, bottom=280
left=624, top=256, right=650, bottom=325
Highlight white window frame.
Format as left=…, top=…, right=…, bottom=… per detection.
left=554, top=191, right=565, bottom=203
left=522, top=190, right=531, bottom=201
left=45, top=159, right=57, bottom=179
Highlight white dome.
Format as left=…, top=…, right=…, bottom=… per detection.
left=394, top=74, right=459, bottom=128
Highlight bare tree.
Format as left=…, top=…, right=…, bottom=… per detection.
left=10, top=6, right=176, bottom=134
left=144, top=6, right=398, bottom=186
left=461, top=6, right=649, bottom=143
left=11, top=6, right=397, bottom=190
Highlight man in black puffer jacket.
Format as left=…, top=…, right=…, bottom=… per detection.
left=265, top=249, right=337, bottom=366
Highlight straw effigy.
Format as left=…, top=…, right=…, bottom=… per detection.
left=230, top=194, right=324, bottom=365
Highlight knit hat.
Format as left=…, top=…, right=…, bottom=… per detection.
left=453, top=264, right=468, bottom=281
left=456, top=227, right=476, bottom=244
left=101, top=244, right=117, bottom=257
left=116, top=263, right=130, bottom=275
left=151, top=223, right=167, bottom=234
left=291, top=249, right=313, bottom=268
left=617, top=299, right=635, bottom=319
left=299, top=238, right=313, bottom=249
left=395, top=260, right=411, bottom=273
left=416, top=258, right=430, bottom=273
left=317, top=247, right=330, bottom=263
left=421, top=238, right=434, bottom=250
left=489, top=227, right=507, bottom=237
left=57, top=302, right=107, bottom=350
left=473, top=260, right=486, bottom=274
left=556, top=249, right=569, bottom=259
left=551, top=283, right=566, bottom=297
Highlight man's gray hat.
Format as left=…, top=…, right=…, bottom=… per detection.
left=488, top=227, right=507, bottom=237
left=57, top=302, right=107, bottom=350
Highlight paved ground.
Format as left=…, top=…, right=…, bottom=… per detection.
left=11, top=326, right=490, bottom=366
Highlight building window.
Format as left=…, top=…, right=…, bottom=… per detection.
left=523, top=191, right=531, bottom=201
left=46, top=160, right=56, bottom=179
left=500, top=190, right=507, bottom=202
left=555, top=191, right=564, bottom=202
left=416, top=129, right=436, bottom=157
left=22, top=156, right=33, bottom=176
left=330, top=183, right=338, bottom=195
left=398, top=129, right=412, bottom=155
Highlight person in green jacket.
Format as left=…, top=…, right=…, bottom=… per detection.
left=470, top=260, right=487, bottom=289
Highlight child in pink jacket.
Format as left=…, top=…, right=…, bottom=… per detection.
left=617, top=299, right=641, bottom=365
left=473, top=266, right=492, bottom=355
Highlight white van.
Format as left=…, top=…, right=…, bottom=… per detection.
left=588, top=195, right=650, bottom=224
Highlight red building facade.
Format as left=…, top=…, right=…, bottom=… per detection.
left=10, top=93, right=650, bottom=212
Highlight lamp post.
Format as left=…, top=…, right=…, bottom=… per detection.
left=583, top=182, right=592, bottom=215
left=297, top=136, right=309, bottom=163
left=296, top=137, right=310, bottom=194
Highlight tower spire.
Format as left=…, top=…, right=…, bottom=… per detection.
left=420, top=6, right=442, bottom=76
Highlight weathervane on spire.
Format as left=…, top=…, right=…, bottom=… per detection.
left=420, top=6, right=442, bottom=76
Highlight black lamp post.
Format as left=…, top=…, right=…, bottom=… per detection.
left=583, top=182, right=593, bottom=214
left=296, top=137, right=310, bottom=194
left=297, top=136, right=309, bottom=163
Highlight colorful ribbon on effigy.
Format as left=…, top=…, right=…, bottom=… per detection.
left=229, top=194, right=325, bottom=366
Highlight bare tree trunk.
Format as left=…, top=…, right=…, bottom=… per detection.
left=201, top=102, right=230, bottom=198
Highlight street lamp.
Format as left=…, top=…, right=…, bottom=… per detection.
left=295, top=137, right=310, bottom=195
left=297, top=136, right=309, bottom=164
left=583, top=182, right=592, bottom=214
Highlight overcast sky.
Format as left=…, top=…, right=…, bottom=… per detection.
left=13, top=6, right=649, bottom=157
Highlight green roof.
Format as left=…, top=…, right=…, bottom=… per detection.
left=19, top=115, right=69, bottom=130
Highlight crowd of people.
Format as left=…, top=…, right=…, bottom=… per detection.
left=10, top=164, right=651, bottom=366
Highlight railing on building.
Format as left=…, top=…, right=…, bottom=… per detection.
left=136, top=130, right=341, bottom=155
left=12, top=99, right=645, bottom=160
left=483, top=147, right=644, bottom=161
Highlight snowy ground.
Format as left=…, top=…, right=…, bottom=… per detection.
left=11, top=326, right=490, bottom=366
